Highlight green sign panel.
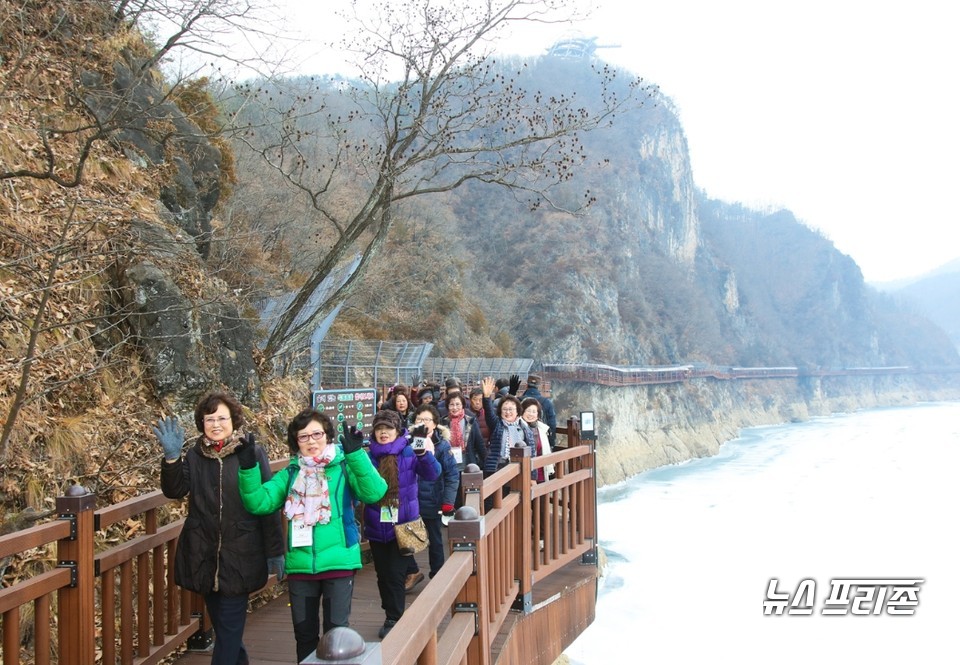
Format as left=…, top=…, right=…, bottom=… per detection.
left=311, top=388, right=377, bottom=443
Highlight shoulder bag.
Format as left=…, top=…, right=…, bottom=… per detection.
left=394, top=516, right=428, bottom=555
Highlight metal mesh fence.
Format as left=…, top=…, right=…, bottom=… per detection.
left=316, top=340, right=533, bottom=391
left=421, top=357, right=534, bottom=385
left=316, top=340, right=434, bottom=390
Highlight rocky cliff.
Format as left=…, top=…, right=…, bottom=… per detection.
left=3, top=2, right=958, bottom=519
left=554, top=375, right=960, bottom=487
left=333, top=55, right=959, bottom=373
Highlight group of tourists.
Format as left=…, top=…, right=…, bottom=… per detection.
left=154, top=374, right=557, bottom=662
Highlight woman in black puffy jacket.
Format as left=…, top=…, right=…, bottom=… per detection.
left=156, top=391, right=284, bottom=665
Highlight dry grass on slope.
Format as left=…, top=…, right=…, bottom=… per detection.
left=0, top=1, right=299, bottom=541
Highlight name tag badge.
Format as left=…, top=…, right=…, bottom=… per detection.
left=451, top=446, right=463, bottom=464
left=380, top=505, right=399, bottom=523
left=291, top=521, right=313, bottom=547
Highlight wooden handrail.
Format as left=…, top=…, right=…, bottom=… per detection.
left=96, top=490, right=171, bottom=531
left=0, top=519, right=72, bottom=559
left=95, top=519, right=184, bottom=572
left=0, top=414, right=596, bottom=665
left=381, top=550, right=474, bottom=665
left=0, top=568, right=73, bottom=614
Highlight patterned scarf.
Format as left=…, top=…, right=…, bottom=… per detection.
left=449, top=412, right=465, bottom=450
left=197, top=431, right=243, bottom=459
left=501, top=419, right=524, bottom=459
left=284, top=445, right=337, bottom=527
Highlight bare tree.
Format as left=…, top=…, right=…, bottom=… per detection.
left=0, top=0, right=281, bottom=187
left=0, top=199, right=135, bottom=461
left=0, top=0, right=283, bottom=463
left=229, top=0, right=658, bottom=359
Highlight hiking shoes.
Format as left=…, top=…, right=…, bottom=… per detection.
left=378, top=619, right=397, bottom=639
left=404, top=571, right=425, bottom=593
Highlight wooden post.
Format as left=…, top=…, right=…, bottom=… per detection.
left=447, top=505, right=489, bottom=665
left=459, top=465, right=484, bottom=516
left=56, top=485, right=96, bottom=665
left=568, top=417, right=598, bottom=566
left=509, top=444, right=532, bottom=613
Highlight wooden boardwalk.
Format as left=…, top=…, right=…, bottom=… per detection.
left=174, top=538, right=596, bottom=665
left=175, top=546, right=434, bottom=665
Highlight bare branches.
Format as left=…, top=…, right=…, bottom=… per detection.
left=1, top=201, right=84, bottom=458
left=113, top=0, right=277, bottom=72
left=228, top=0, right=656, bottom=357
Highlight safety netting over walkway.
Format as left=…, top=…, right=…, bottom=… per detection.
left=317, top=340, right=433, bottom=389
left=316, top=340, right=533, bottom=390
left=421, top=357, right=534, bottom=385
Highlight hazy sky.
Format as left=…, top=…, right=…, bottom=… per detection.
left=254, top=0, right=959, bottom=283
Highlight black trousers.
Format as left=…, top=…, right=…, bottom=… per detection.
left=288, top=576, right=354, bottom=662
left=405, top=516, right=445, bottom=578
left=369, top=539, right=412, bottom=622
left=203, top=591, right=250, bottom=665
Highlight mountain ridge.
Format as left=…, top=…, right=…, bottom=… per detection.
left=2, top=1, right=958, bottom=529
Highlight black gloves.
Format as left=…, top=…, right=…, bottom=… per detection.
left=237, top=433, right=257, bottom=469
left=508, top=374, right=521, bottom=395
left=409, top=423, right=428, bottom=454
left=343, top=425, right=365, bottom=454
left=409, top=423, right=428, bottom=439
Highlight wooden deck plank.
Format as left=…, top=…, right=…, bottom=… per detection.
left=174, top=547, right=433, bottom=664
left=173, top=537, right=596, bottom=665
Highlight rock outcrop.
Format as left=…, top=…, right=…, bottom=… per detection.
left=81, top=51, right=262, bottom=408
left=553, top=375, right=960, bottom=487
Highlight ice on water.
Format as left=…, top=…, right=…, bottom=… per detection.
left=566, top=402, right=960, bottom=664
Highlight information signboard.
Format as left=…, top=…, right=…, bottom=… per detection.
left=311, top=388, right=378, bottom=443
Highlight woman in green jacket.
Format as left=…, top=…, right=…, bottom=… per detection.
left=237, top=408, right=386, bottom=662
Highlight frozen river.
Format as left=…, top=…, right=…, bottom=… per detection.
left=565, top=401, right=960, bottom=664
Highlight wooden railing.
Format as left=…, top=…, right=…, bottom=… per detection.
left=0, top=459, right=287, bottom=665
left=378, top=417, right=597, bottom=665
left=542, top=361, right=960, bottom=386
left=1, top=422, right=595, bottom=665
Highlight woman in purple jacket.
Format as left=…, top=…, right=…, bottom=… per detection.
left=363, top=409, right=440, bottom=638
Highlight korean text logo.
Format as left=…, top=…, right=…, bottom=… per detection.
left=763, top=578, right=923, bottom=616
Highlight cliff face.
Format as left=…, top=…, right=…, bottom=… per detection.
left=344, top=56, right=959, bottom=371
left=634, top=124, right=700, bottom=266
left=554, top=375, right=960, bottom=487
left=0, top=2, right=284, bottom=518
left=3, top=4, right=958, bottom=522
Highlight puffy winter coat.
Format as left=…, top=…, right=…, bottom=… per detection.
left=238, top=446, right=387, bottom=574
left=530, top=420, right=555, bottom=482
left=161, top=438, right=284, bottom=596
left=417, top=427, right=460, bottom=517
left=482, top=415, right=537, bottom=480
left=362, top=432, right=440, bottom=543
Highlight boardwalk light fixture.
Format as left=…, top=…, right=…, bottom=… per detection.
left=580, top=411, right=596, bottom=441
